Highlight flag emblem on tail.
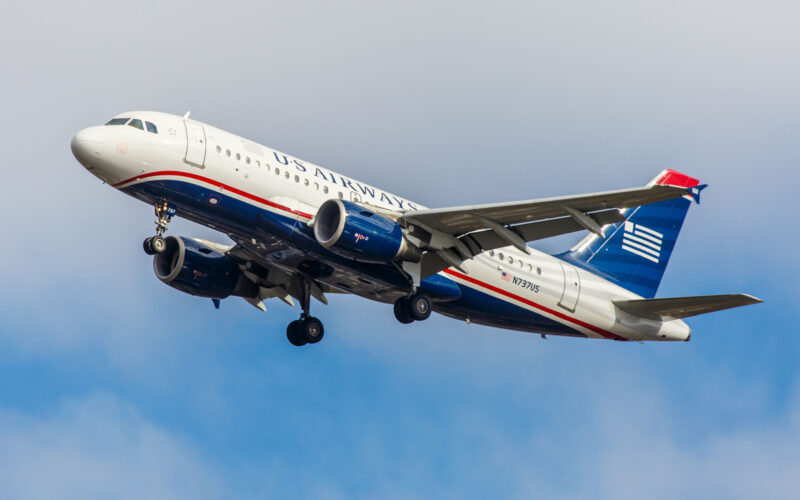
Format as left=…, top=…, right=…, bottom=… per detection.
left=622, top=221, right=662, bottom=263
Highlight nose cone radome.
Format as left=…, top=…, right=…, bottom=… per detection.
left=70, top=126, right=105, bottom=168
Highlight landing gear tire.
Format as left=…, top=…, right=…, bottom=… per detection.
left=150, top=236, right=166, bottom=253
left=302, top=317, right=324, bottom=344
left=143, top=237, right=156, bottom=255
left=287, top=320, right=307, bottom=347
left=408, top=293, right=432, bottom=321
left=393, top=298, right=415, bottom=324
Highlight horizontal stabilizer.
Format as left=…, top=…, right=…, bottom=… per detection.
left=614, top=294, right=762, bottom=321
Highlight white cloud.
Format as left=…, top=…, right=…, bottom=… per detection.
left=584, top=386, right=800, bottom=500
left=0, top=394, right=225, bottom=500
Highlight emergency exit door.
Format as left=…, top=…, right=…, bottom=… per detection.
left=184, top=121, right=206, bottom=167
left=558, top=262, right=581, bottom=312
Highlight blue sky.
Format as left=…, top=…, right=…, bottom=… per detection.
left=1, top=1, right=798, bottom=498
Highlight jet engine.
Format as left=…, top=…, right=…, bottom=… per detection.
left=153, top=236, right=257, bottom=299
left=313, top=199, right=420, bottom=263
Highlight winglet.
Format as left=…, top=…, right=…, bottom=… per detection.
left=212, top=298, right=221, bottom=309
left=649, top=169, right=706, bottom=204
left=686, top=184, right=708, bottom=204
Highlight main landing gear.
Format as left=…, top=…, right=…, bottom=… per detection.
left=143, top=201, right=175, bottom=255
left=393, top=292, right=432, bottom=324
left=286, top=277, right=325, bottom=346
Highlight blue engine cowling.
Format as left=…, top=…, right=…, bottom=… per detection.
left=313, top=199, right=420, bottom=263
left=153, top=236, right=257, bottom=299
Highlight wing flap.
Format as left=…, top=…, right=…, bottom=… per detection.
left=614, top=294, right=763, bottom=321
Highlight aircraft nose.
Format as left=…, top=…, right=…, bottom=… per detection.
left=70, top=126, right=105, bottom=167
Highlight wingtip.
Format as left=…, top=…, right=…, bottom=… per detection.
left=742, top=294, right=764, bottom=304
left=687, top=184, right=708, bottom=204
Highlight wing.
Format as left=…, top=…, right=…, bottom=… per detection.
left=397, top=184, right=692, bottom=281
left=613, top=294, right=763, bottom=321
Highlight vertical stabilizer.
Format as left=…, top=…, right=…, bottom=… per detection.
left=557, top=170, right=705, bottom=298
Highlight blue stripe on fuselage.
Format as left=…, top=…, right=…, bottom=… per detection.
left=122, top=178, right=582, bottom=336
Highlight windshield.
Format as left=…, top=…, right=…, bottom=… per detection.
left=105, top=118, right=130, bottom=125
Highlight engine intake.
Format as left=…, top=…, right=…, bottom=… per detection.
left=313, top=199, right=420, bottom=263
left=153, top=236, right=257, bottom=299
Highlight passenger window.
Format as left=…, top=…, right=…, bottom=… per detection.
left=294, top=175, right=300, bottom=183
left=314, top=182, right=319, bottom=190
left=216, top=145, right=222, bottom=153
left=256, top=160, right=260, bottom=167
left=236, top=153, right=241, bottom=161
left=145, top=121, right=158, bottom=133
left=284, top=171, right=289, bottom=179
left=323, top=186, right=329, bottom=194
left=537, top=267, right=542, bottom=275
left=338, top=192, right=344, bottom=199
left=226, top=149, right=231, bottom=157
left=128, top=119, right=144, bottom=130
left=527, top=263, right=533, bottom=272
left=246, top=157, right=251, bottom=164
left=489, top=250, right=495, bottom=257
left=508, top=256, right=514, bottom=264
left=105, top=118, right=129, bottom=125
left=266, top=164, right=270, bottom=172
left=304, top=178, right=309, bottom=186
left=498, top=252, right=504, bottom=260
left=275, top=167, right=280, bottom=175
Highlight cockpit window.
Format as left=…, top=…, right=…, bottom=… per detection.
left=105, top=118, right=130, bottom=126
left=128, top=119, right=144, bottom=130
left=145, top=121, right=158, bottom=134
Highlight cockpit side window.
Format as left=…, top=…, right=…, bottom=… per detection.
left=105, top=118, right=130, bottom=125
left=145, top=121, right=158, bottom=134
left=128, top=119, right=144, bottom=130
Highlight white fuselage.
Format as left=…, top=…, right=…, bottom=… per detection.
left=71, top=111, right=690, bottom=341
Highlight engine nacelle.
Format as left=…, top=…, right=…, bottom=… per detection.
left=153, top=236, right=257, bottom=299
left=313, top=199, right=420, bottom=263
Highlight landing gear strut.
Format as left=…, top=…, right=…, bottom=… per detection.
left=143, top=201, right=175, bottom=255
left=286, top=277, right=325, bottom=346
left=393, top=292, right=432, bottom=324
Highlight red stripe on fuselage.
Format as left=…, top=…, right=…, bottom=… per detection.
left=442, top=269, right=628, bottom=341
left=112, top=170, right=314, bottom=219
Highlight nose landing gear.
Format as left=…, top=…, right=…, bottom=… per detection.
left=143, top=201, right=176, bottom=255
left=286, top=277, right=325, bottom=346
left=393, top=292, right=432, bottom=324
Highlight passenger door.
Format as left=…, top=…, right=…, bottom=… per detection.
left=184, top=121, right=206, bottom=167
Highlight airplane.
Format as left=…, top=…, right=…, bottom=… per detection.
left=70, top=111, right=761, bottom=346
